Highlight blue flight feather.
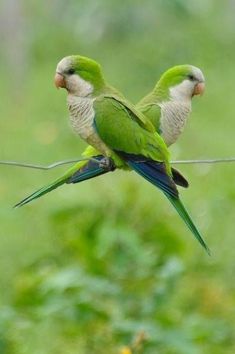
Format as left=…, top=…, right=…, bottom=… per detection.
left=67, top=156, right=108, bottom=184
left=117, top=153, right=210, bottom=254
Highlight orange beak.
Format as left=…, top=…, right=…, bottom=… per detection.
left=193, top=82, right=205, bottom=96
left=54, top=72, right=66, bottom=89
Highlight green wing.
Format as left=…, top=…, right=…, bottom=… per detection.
left=94, top=95, right=170, bottom=166
left=136, top=92, right=162, bottom=134
left=103, top=94, right=156, bottom=133
left=137, top=103, right=162, bottom=134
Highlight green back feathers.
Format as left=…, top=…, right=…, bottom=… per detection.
left=136, top=95, right=162, bottom=133
left=93, top=95, right=170, bottom=170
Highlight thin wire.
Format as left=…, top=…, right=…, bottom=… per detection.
left=172, top=157, right=235, bottom=164
left=0, top=157, right=99, bottom=170
left=0, top=157, right=235, bottom=170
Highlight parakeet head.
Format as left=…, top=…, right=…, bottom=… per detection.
left=55, top=55, right=105, bottom=96
left=156, top=65, right=205, bottom=101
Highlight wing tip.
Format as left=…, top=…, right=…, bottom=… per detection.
left=204, top=243, right=211, bottom=256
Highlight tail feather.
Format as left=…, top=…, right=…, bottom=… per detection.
left=14, top=178, right=66, bottom=207
left=119, top=153, right=178, bottom=198
left=120, top=155, right=210, bottom=254
left=14, top=156, right=109, bottom=207
left=164, top=193, right=210, bottom=255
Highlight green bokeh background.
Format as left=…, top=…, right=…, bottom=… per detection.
left=0, top=1, right=234, bottom=353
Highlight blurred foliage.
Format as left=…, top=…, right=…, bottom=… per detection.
left=0, top=0, right=235, bottom=353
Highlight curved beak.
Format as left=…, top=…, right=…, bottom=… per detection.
left=193, top=82, right=205, bottom=96
left=54, top=72, right=66, bottom=89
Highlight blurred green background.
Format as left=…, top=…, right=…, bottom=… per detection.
left=0, top=0, right=235, bottom=353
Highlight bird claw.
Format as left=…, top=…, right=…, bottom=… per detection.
left=99, top=157, right=116, bottom=171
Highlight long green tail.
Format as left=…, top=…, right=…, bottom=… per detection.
left=121, top=156, right=210, bottom=255
left=164, top=193, right=210, bottom=255
left=14, top=176, right=68, bottom=207
left=14, top=157, right=108, bottom=207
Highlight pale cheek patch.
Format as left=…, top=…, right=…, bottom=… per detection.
left=67, top=75, right=93, bottom=97
left=170, top=80, right=194, bottom=101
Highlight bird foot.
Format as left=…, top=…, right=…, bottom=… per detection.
left=99, top=157, right=116, bottom=171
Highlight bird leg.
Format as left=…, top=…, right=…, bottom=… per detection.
left=98, top=157, right=116, bottom=171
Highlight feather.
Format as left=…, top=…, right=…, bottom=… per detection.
left=171, top=168, right=189, bottom=188
left=117, top=152, right=178, bottom=198
left=14, top=178, right=66, bottom=207
left=118, top=152, right=210, bottom=254
left=164, top=194, right=210, bottom=255
left=67, top=156, right=114, bottom=184
left=14, top=157, right=109, bottom=207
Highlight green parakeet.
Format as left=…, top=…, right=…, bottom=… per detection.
left=15, top=55, right=209, bottom=254
left=65, top=63, right=205, bottom=186
left=16, top=62, right=205, bottom=202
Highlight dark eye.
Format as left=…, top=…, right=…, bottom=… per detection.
left=188, top=74, right=194, bottom=81
left=67, top=68, right=75, bottom=75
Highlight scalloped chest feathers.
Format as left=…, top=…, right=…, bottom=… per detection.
left=67, top=95, right=111, bottom=156
left=159, top=100, right=191, bottom=146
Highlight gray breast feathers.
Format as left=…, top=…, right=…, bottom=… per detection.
left=67, top=95, right=112, bottom=156
left=159, top=101, right=191, bottom=146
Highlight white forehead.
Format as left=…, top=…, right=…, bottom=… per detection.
left=190, top=66, right=205, bottom=82
left=56, top=57, right=73, bottom=73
